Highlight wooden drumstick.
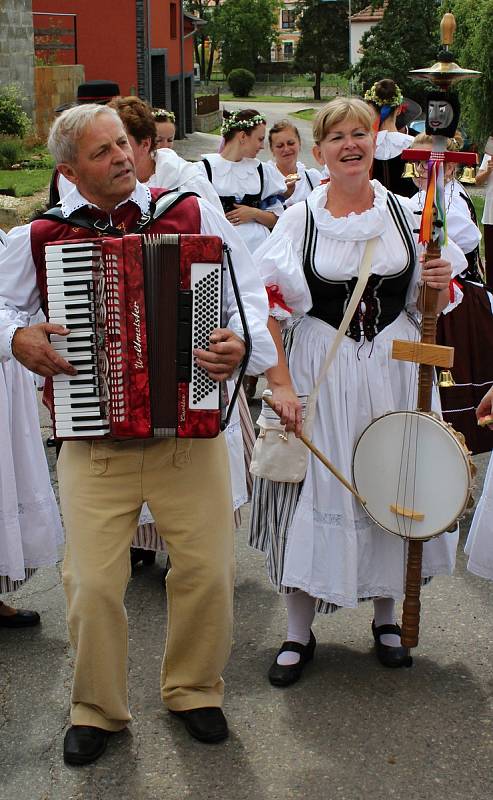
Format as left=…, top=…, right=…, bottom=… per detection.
left=262, top=390, right=366, bottom=505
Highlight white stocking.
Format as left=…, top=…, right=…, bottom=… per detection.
left=277, top=590, right=316, bottom=666
left=373, top=597, right=401, bottom=647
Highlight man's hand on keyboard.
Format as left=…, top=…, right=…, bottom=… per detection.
left=12, top=324, right=77, bottom=377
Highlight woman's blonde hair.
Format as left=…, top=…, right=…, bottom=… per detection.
left=412, top=132, right=461, bottom=152
left=313, top=97, right=374, bottom=145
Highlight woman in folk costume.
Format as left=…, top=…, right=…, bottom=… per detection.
left=364, top=79, right=417, bottom=198
left=475, top=136, right=493, bottom=286
left=152, top=108, right=176, bottom=149
left=198, top=109, right=286, bottom=254
left=465, top=386, right=493, bottom=578
left=249, top=98, right=466, bottom=685
left=407, top=133, right=493, bottom=455
left=0, top=228, right=64, bottom=626
left=268, top=120, right=322, bottom=208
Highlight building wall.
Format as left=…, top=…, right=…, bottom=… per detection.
left=31, top=0, right=195, bottom=133
left=351, top=20, right=376, bottom=65
left=32, top=0, right=138, bottom=95
left=0, top=0, right=35, bottom=118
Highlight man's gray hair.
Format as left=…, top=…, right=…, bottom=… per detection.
left=47, top=104, right=122, bottom=165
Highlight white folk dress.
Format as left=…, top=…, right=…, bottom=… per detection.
left=197, top=153, right=286, bottom=253
left=270, top=160, right=322, bottom=208
left=465, top=452, right=493, bottom=580
left=0, top=231, right=63, bottom=592
left=249, top=181, right=463, bottom=611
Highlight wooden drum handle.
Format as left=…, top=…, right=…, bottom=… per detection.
left=401, top=540, right=423, bottom=648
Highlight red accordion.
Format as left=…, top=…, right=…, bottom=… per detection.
left=45, top=233, right=226, bottom=439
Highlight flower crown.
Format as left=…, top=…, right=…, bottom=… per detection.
left=220, top=112, right=266, bottom=137
left=364, top=83, right=403, bottom=109
left=152, top=108, right=175, bottom=123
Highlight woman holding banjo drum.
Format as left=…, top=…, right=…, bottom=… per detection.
left=248, top=97, right=468, bottom=685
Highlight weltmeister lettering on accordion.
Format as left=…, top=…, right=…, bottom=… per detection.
left=45, top=233, right=225, bottom=439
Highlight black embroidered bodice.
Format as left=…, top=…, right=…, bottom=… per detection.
left=302, top=193, right=416, bottom=342
left=202, top=157, right=264, bottom=214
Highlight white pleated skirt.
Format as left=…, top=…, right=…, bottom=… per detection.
left=250, top=313, right=459, bottom=609
left=0, top=359, right=64, bottom=586
left=465, top=452, right=493, bottom=580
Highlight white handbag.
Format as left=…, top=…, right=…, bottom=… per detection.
left=250, top=237, right=377, bottom=483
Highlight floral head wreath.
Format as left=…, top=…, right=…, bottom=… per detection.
left=152, top=108, right=176, bottom=123
left=220, top=111, right=266, bottom=137
left=364, top=82, right=404, bottom=109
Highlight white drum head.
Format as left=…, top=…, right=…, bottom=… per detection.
left=352, top=411, right=471, bottom=540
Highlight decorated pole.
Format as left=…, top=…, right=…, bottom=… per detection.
left=394, top=13, right=480, bottom=648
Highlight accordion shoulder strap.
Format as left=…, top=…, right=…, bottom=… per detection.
left=143, top=190, right=199, bottom=230
left=40, top=190, right=200, bottom=236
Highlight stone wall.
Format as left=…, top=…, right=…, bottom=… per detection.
left=0, top=0, right=35, bottom=119
left=35, top=65, right=85, bottom=140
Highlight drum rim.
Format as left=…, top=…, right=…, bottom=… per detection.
left=352, top=410, right=472, bottom=540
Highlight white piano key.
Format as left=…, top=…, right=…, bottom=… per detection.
left=50, top=330, right=93, bottom=343
left=48, top=299, right=94, bottom=311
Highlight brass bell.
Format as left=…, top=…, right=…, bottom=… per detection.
left=402, top=162, right=418, bottom=179
left=459, top=166, right=476, bottom=184
left=438, top=370, right=456, bottom=388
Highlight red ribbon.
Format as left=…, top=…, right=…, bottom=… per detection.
left=267, top=284, right=292, bottom=313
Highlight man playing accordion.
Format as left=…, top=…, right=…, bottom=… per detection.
left=0, top=104, right=277, bottom=764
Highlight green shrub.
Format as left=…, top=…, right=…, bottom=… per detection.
left=0, top=85, right=32, bottom=137
left=227, top=69, right=255, bottom=98
left=0, top=137, right=24, bottom=168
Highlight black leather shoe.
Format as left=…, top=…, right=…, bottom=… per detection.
left=170, top=707, right=228, bottom=743
left=0, top=607, right=40, bottom=628
left=130, top=547, right=156, bottom=568
left=372, top=621, right=413, bottom=668
left=268, top=630, right=316, bottom=687
left=63, top=725, right=111, bottom=765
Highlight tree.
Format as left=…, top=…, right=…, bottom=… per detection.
left=352, top=0, right=440, bottom=105
left=445, top=0, right=493, bottom=148
left=217, top=0, right=281, bottom=77
left=184, top=0, right=222, bottom=82
left=294, top=0, right=349, bottom=101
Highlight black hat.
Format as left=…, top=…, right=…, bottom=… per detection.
left=54, top=81, right=120, bottom=114
left=76, top=80, right=120, bottom=104
left=396, top=98, right=422, bottom=130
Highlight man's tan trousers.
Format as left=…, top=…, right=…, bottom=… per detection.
left=58, top=434, right=234, bottom=732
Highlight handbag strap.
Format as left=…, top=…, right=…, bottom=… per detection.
left=309, top=236, right=378, bottom=405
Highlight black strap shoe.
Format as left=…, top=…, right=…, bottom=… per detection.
left=170, top=707, right=228, bottom=743
left=372, top=621, right=413, bottom=668
left=63, top=725, right=111, bottom=765
left=0, top=606, right=40, bottom=628
left=268, top=630, right=316, bottom=687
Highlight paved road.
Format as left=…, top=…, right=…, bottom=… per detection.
left=175, top=100, right=324, bottom=168
left=1, top=392, right=492, bottom=800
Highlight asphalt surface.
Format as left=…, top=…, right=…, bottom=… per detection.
left=0, top=388, right=491, bottom=800
left=1, top=109, right=492, bottom=799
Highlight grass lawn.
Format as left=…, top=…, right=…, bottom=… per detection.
left=472, top=194, right=485, bottom=224
left=290, top=108, right=317, bottom=122
left=0, top=168, right=52, bottom=197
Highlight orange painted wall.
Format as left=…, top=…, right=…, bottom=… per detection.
left=32, top=0, right=194, bottom=97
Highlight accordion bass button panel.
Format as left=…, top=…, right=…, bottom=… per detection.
left=190, top=263, right=222, bottom=410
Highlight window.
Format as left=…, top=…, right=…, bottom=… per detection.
left=170, top=3, right=177, bottom=39
left=282, top=10, right=295, bottom=29
left=283, top=41, right=294, bottom=59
